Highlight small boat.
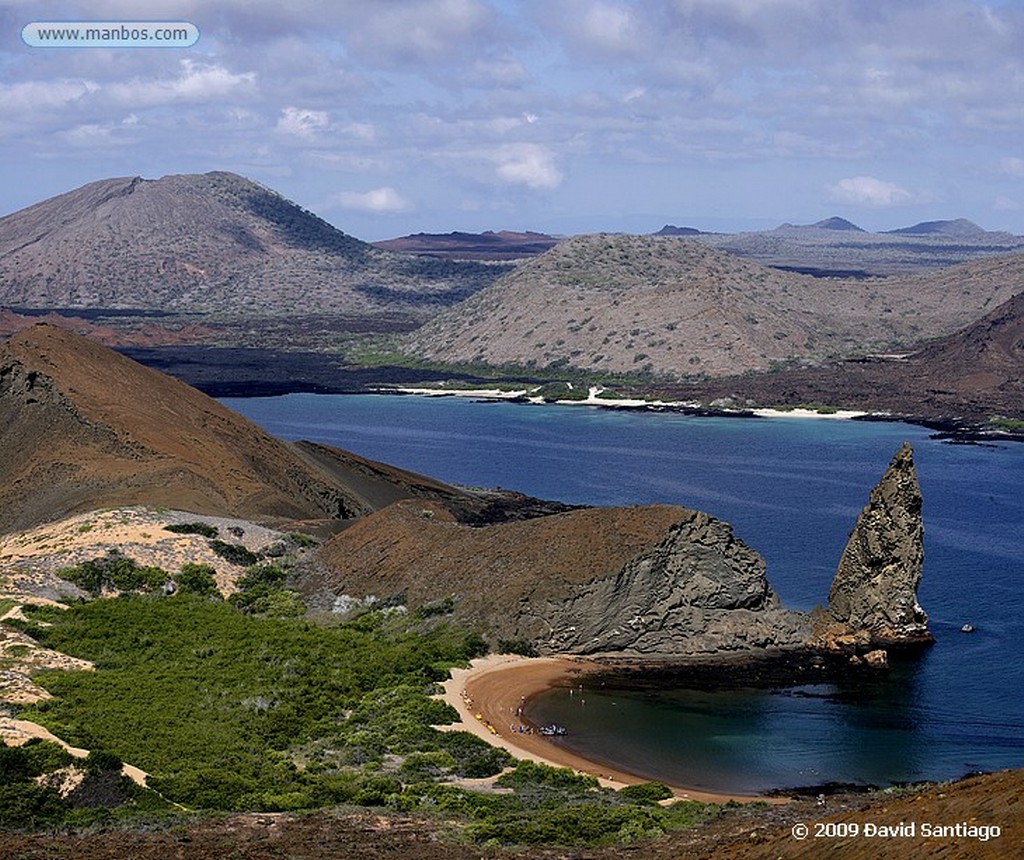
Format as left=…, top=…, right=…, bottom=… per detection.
left=538, top=724, right=568, bottom=737
left=961, top=623, right=975, bottom=633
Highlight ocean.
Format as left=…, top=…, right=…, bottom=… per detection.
left=221, top=393, right=1024, bottom=793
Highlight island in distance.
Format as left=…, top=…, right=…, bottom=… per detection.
left=1, top=172, right=1022, bottom=433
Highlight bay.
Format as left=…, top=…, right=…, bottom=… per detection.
left=222, top=393, right=1024, bottom=792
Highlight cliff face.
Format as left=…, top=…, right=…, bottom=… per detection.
left=824, top=441, right=932, bottom=646
left=537, top=511, right=809, bottom=655
left=308, top=501, right=809, bottom=657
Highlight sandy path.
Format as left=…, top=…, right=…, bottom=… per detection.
left=440, top=654, right=787, bottom=804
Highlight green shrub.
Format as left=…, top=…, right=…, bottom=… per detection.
left=496, top=638, right=539, bottom=657
left=57, top=554, right=168, bottom=597
left=176, top=563, right=219, bottom=597
left=208, top=540, right=259, bottom=566
left=237, top=564, right=287, bottom=590
left=164, top=522, right=219, bottom=538
left=437, top=731, right=512, bottom=778
left=618, top=781, right=673, bottom=804
left=85, top=749, right=123, bottom=774
left=496, top=759, right=599, bottom=793
left=1, top=740, right=73, bottom=782
left=0, top=783, right=69, bottom=829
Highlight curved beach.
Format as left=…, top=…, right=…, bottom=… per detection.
left=440, top=654, right=787, bottom=804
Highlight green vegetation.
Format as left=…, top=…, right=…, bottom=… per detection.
left=19, top=597, right=491, bottom=814
left=56, top=552, right=169, bottom=596
left=229, top=564, right=304, bottom=617
left=164, top=522, right=219, bottom=538
left=496, top=638, right=540, bottom=657
left=8, top=596, right=725, bottom=845
left=533, top=381, right=589, bottom=402
left=458, top=761, right=718, bottom=846
left=0, top=739, right=174, bottom=829
left=175, top=563, right=219, bottom=597
left=208, top=539, right=259, bottom=566
left=991, top=417, right=1024, bottom=432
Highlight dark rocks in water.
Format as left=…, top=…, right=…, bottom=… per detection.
left=822, top=441, right=932, bottom=648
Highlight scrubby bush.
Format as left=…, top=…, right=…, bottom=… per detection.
left=496, top=638, right=539, bottom=657
left=57, top=553, right=168, bottom=596
left=618, top=781, right=673, bottom=804
left=208, top=540, right=259, bottom=566
left=164, top=522, right=219, bottom=538
left=176, top=563, right=219, bottom=597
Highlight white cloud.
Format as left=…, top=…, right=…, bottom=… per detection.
left=346, top=0, right=494, bottom=66
left=993, top=195, right=1020, bottom=211
left=827, top=176, right=915, bottom=207
left=58, top=114, right=139, bottom=148
left=107, top=61, right=257, bottom=107
left=332, top=187, right=412, bottom=213
left=276, top=107, right=329, bottom=140
left=0, top=79, right=98, bottom=113
left=580, top=2, right=638, bottom=54
left=1000, top=157, right=1024, bottom=178
left=491, top=143, right=563, bottom=190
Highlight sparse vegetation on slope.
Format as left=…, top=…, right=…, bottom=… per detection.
left=0, top=172, right=510, bottom=323
left=400, top=234, right=1024, bottom=380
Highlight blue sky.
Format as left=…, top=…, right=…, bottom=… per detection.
left=2, top=0, right=1024, bottom=240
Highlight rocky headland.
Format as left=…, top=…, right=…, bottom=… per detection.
left=309, top=441, right=931, bottom=668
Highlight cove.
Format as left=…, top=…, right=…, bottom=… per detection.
left=221, top=393, right=1024, bottom=791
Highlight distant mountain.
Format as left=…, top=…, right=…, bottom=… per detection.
left=885, top=218, right=988, bottom=237
left=811, top=216, right=866, bottom=232
left=400, top=234, right=1024, bottom=378
left=372, top=230, right=558, bottom=260
left=0, top=173, right=505, bottom=322
left=0, top=325, right=489, bottom=533
left=653, top=225, right=703, bottom=236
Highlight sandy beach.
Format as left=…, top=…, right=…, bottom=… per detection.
left=387, top=384, right=870, bottom=420
left=440, top=654, right=787, bottom=804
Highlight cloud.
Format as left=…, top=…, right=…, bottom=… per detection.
left=491, top=143, right=563, bottom=189
left=332, top=187, right=412, bottom=213
left=107, top=60, right=257, bottom=107
left=1000, top=157, right=1024, bottom=178
left=993, top=195, right=1020, bottom=211
left=276, top=107, right=329, bottom=140
left=580, top=2, right=639, bottom=54
left=827, top=176, right=915, bottom=207
left=345, top=0, right=496, bottom=67
left=58, top=115, right=139, bottom=148
left=0, top=78, right=99, bottom=113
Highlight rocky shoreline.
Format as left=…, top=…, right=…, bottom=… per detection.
left=115, top=344, right=1024, bottom=444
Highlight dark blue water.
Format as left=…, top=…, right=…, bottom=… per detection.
left=222, top=393, right=1024, bottom=792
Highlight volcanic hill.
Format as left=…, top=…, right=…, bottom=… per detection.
left=0, top=172, right=505, bottom=323
left=401, top=234, right=1024, bottom=378
left=0, top=325, right=491, bottom=533
left=642, top=278, right=1024, bottom=423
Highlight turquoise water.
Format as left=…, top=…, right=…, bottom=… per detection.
left=222, top=393, right=1024, bottom=791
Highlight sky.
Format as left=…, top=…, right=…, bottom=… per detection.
left=2, top=0, right=1024, bottom=241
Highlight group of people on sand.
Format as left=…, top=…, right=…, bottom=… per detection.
left=459, top=687, right=569, bottom=740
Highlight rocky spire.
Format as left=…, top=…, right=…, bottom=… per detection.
left=826, top=441, right=932, bottom=646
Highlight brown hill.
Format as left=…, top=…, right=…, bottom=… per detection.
left=0, top=325, right=481, bottom=533
left=644, top=286, right=1024, bottom=422
left=401, top=234, right=1024, bottom=378
left=0, top=172, right=504, bottom=322
left=305, top=498, right=809, bottom=656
